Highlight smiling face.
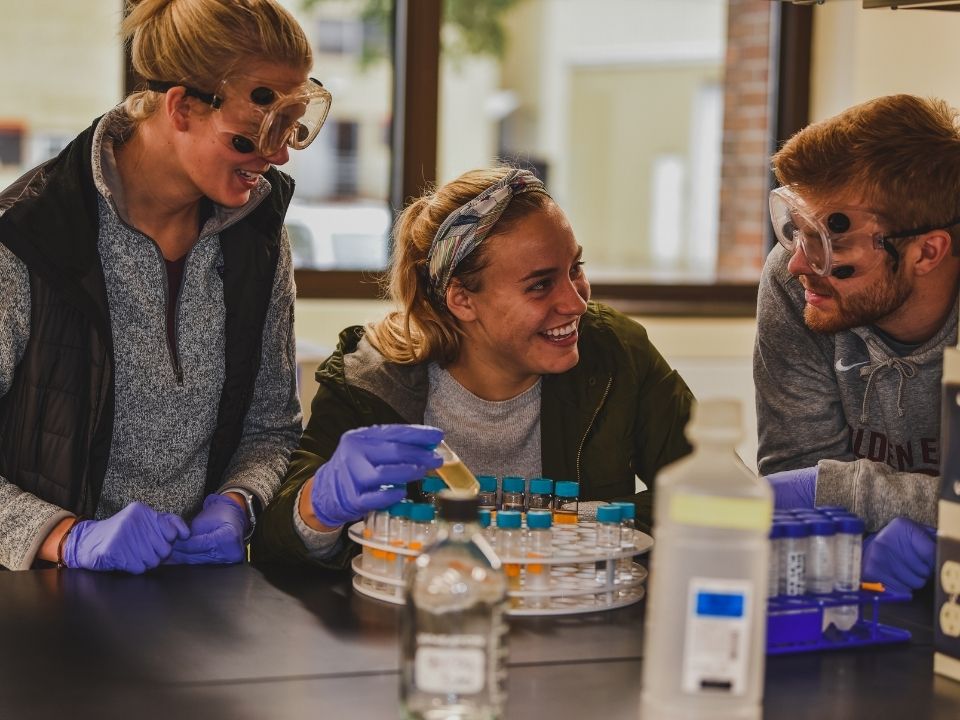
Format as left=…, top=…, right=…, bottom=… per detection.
left=178, top=61, right=307, bottom=208
left=785, top=194, right=915, bottom=334
left=444, top=202, right=590, bottom=398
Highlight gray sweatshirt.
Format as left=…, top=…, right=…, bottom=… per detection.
left=754, top=244, right=953, bottom=531
left=0, top=109, right=302, bottom=570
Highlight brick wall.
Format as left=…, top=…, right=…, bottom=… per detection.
left=717, top=0, right=774, bottom=280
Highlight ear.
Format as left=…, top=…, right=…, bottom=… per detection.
left=911, top=229, right=954, bottom=276
left=444, top=278, right=478, bottom=323
left=162, top=86, right=193, bottom=133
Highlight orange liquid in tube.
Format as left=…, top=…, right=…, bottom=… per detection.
left=433, top=441, right=480, bottom=495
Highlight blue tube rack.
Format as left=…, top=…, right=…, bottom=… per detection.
left=766, top=588, right=912, bottom=655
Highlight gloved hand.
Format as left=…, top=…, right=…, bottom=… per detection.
left=764, top=466, right=817, bottom=510
left=63, top=501, right=190, bottom=574
left=164, top=493, right=248, bottom=565
left=862, top=517, right=937, bottom=593
left=311, top=424, right=444, bottom=528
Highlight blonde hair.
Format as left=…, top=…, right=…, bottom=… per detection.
left=773, top=94, right=960, bottom=233
left=121, top=0, right=312, bottom=121
left=366, top=167, right=553, bottom=365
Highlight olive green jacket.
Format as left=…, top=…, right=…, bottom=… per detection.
left=252, top=302, right=694, bottom=565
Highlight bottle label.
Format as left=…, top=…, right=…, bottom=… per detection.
left=414, top=633, right=486, bottom=694
left=670, top=494, right=771, bottom=531
left=681, top=578, right=752, bottom=696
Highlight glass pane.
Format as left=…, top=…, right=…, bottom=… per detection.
left=278, top=0, right=394, bottom=270
left=0, top=0, right=123, bottom=188
left=437, top=0, right=729, bottom=283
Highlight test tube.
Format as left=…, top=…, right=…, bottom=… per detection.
left=496, top=510, right=523, bottom=600
left=433, top=440, right=480, bottom=495
left=595, top=504, right=621, bottom=602
left=833, top=515, right=865, bottom=591
left=477, top=475, right=498, bottom=514
left=768, top=521, right=784, bottom=597
left=805, top=518, right=836, bottom=594
left=779, top=520, right=809, bottom=596
left=363, top=508, right=390, bottom=575
left=406, top=503, right=435, bottom=569
left=525, top=510, right=553, bottom=609
left=611, top=501, right=637, bottom=584
left=553, top=481, right=579, bottom=524
left=501, top=477, right=526, bottom=513
left=478, top=508, right=497, bottom=550
left=387, top=502, right=411, bottom=591
left=527, top=478, right=554, bottom=511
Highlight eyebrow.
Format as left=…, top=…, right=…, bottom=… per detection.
left=517, top=246, right=583, bottom=282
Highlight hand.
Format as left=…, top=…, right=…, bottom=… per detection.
left=862, top=517, right=937, bottom=593
left=310, top=424, right=444, bottom=528
left=764, top=466, right=817, bottom=510
left=63, top=502, right=190, bottom=574
left=165, top=493, right=249, bottom=565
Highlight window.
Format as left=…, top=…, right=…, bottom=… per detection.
left=0, top=1, right=123, bottom=188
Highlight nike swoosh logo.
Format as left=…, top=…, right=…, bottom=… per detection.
left=835, top=359, right=869, bottom=372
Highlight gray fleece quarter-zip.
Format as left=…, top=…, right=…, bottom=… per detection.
left=0, top=108, right=302, bottom=569
left=754, top=244, right=952, bottom=531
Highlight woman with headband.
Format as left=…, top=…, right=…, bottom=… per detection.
left=254, top=166, right=694, bottom=565
left=0, top=0, right=330, bottom=573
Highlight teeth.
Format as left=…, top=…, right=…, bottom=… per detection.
left=237, top=170, right=255, bottom=180
left=543, top=321, right=577, bottom=337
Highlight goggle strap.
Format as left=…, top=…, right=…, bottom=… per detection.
left=146, top=80, right=223, bottom=109
left=883, top=215, right=960, bottom=240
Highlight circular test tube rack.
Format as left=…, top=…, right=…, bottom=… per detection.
left=348, top=519, right=653, bottom=616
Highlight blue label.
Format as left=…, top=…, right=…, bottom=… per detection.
left=696, top=592, right=745, bottom=618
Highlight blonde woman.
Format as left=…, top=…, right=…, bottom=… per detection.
left=255, top=167, right=694, bottom=566
left=0, top=0, right=330, bottom=572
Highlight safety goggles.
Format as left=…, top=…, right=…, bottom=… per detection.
left=769, top=186, right=960, bottom=279
left=149, top=75, right=332, bottom=157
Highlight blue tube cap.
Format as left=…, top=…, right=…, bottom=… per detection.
left=611, top=501, right=636, bottom=520
left=779, top=520, right=810, bottom=538
left=421, top=477, right=445, bottom=493
left=555, top=481, right=579, bottom=498
left=529, top=478, right=554, bottom=495
left=477, top=508, right=492, bottom=528
left=526, top=509, right=553, bottom=529
left=496, top=510, right=522, bottom=529
left=502, top=476, right=525, bottom=493
left=477, top=475, right=498, bottom=493
left=409, top=503, right=435, bottom=523
left=596, top=504, right=622, bottom=523
left=804, top=518, right=837, bottom=536
left=834, top=515, right=865, bottom=534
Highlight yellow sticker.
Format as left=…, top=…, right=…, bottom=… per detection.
left=669, top=493, right=771, bottom=531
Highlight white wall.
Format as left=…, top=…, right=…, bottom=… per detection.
left=810, top=3, right=960, bottom=122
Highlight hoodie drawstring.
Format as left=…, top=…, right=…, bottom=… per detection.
left=858, top=356, right=917, bottom=423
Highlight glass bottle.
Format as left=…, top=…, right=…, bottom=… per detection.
left=400, top=490, right=508, bottom=720
left=495, top=510, right=523, bottom=599
left=477, top=475, right=498, bottom=515
left=421, top=476, right=446, bottom=509
left=641, top=399, right=771, bottom=720
left=553, top=481, right=579, bottom=524
left=527, top=478, right=554, bottom=511
left=500, top=477, right=525, bottom=513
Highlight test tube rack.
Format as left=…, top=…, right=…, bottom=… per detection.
left=766, top=588, right=912, bottom=655
left=348, top=520, right=653, bottom=616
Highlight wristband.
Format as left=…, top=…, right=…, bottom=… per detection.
left=56, top=517, right=85, bottom=569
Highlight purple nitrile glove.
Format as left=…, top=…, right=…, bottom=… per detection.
left=63, top=501, right=190, bottom=574
left=764, top=466, right=817, bottom=510
left=862, top=517, right=937, bottom=594
left=164, top=493, right=249, bottom=566
left=310, top=423, right=444, bottom=528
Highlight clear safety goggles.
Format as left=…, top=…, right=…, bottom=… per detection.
left=149, top=75, right=332, bottom=157
left=768, top=186, right=959, bottom=279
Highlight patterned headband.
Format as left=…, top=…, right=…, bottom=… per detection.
left=426, top=168, right=549, bottom=303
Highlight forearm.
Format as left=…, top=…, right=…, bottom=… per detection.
left=815, top=458, right=940, bottom=531
left=0, top=479, right=74, bottom=569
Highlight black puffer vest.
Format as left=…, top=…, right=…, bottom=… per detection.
left=0, top=116, right=292, bottom=517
